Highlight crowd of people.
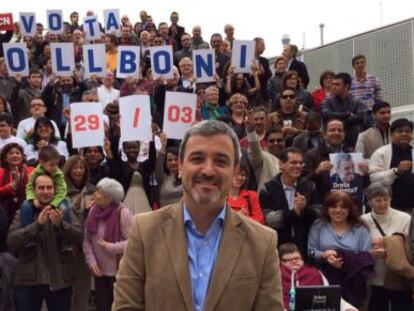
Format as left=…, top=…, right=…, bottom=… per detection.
left=0, top=8, right=413, bottom=311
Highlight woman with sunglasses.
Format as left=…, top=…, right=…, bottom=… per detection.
left=268, top=87, right=305, bottom=146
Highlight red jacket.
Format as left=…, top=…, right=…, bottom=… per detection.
left=280, top=264, right=323, bottom=309
left=0, top=165, right=34, bottom=225
left=227, top=189, right=264, bottom=223
left=310, top=87, right=325, bottom=110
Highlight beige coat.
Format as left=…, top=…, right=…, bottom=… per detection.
left=246, top=131, right=280, bottom=189
left=355, top=126, right=390, bottom=159
left=112, top=203, right=284, bottom=311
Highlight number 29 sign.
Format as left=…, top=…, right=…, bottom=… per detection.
left=70, top=102, right=104, bottom=148
left=163, top=91, right=197, bottom=140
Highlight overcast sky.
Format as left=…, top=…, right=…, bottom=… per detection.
left=3, top=0, right=414, bottom=57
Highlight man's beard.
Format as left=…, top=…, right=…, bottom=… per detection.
left=183, top=173, right=226, bottom=206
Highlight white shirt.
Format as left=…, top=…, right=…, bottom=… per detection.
left=25, top=140, right=69, bottom=163
left=97, top=85, right=120, bottom=110
left=16, top=117, right=61, bottom=141
left=0, top=136, right=27, bottom=152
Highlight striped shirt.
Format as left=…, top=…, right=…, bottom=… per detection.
left=351, top=74, right=382, bottom=110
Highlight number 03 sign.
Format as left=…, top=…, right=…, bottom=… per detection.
left=70, top=102, right=104, bottom=148
left=163, top=92, right=197, bottom=140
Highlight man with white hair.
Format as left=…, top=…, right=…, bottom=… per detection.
left=178, top=57, right=195, bottom=92
left=200, top=86, right=229, bottom=120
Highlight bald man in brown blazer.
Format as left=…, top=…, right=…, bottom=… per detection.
left=112, top=120, right=283, bottom=311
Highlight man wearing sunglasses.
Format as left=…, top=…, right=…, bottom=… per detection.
left=259, top=147, right=319, bottom=258
left=268, top=87, right=306, bottom=146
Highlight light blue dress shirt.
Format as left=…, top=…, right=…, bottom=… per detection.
left=61, top=93, right=70, bottom=124
left=183, top=206, right=226, bottom=311
left=307, top=219, right=371, bottom=260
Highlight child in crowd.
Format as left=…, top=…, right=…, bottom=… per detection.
left=21, top=146, right=69, bottom=227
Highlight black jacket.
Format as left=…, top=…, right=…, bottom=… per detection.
left=259, top=174, right=320, bottom=258
left=42, top=83, right=84, bottom=127
left=289, top=58, right=310, bottom=89
left=0, top=31, right=13, bottom=58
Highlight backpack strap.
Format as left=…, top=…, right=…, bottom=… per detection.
left=371, top=213, right=386, bottom=237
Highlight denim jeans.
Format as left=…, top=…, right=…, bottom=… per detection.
left=14, top=285, right=72, bottom=311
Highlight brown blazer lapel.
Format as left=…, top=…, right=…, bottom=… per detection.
left=162, top=204, right=193, bottom=311
left=203, top=208, right=246, bottom=311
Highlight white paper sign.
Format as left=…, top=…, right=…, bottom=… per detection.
left=47, top=10, right=63, bottom=34
left=192, top=49, right=215, bottom=83
left=19, top=12, right=36, bottom=37
left=70, top=102, right=105, bottom=149
left=329, top=152, right=364, bottom=203
left=2, top=43, right=29, bottom=77
left=116, top=46, right=141, bottom=79
left=83, top=15, right=101, bottom=41
left=104, top=9, right=120, bottom=35
left=50, top=43, right=75, bottom=76
left=163, top=92, right=197, bottom=140
left=119, top=95, right=152, bottom=142
left=83, top=44, right=106, bottom=78
left=150, top=46, right=174, bottom=79
left=231, top=40, right=255, bottom=73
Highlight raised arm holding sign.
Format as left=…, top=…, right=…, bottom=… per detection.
left=83, top=44, right=106, bottom=78
left=192, top=49, right=215, bottom=83
left=119, top=95, right=152, bottom=142
left=231, top=40, right=255, bottom=73
left=116, top=46, right=141, bottom=79
left=19, top=13, right=36, bottom=37
left=150, top=46, right=174, bottom=80
left=50, top=43, right=75, bottom=76
left=83, top=15, right=101, bottom=41
left=2, top=43, right=29, bottom=77
left=70, top=102, right=104, bottom=149
left=163, top=91, right=197, bottom=140
left=104, top=9, right=120, bottom=35
left=47, top=10, right=63, bottom=34
left=0, top=13, right=13, bottom=31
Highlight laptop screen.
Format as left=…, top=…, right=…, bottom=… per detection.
left=295, top=285, right=341, bottom=311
